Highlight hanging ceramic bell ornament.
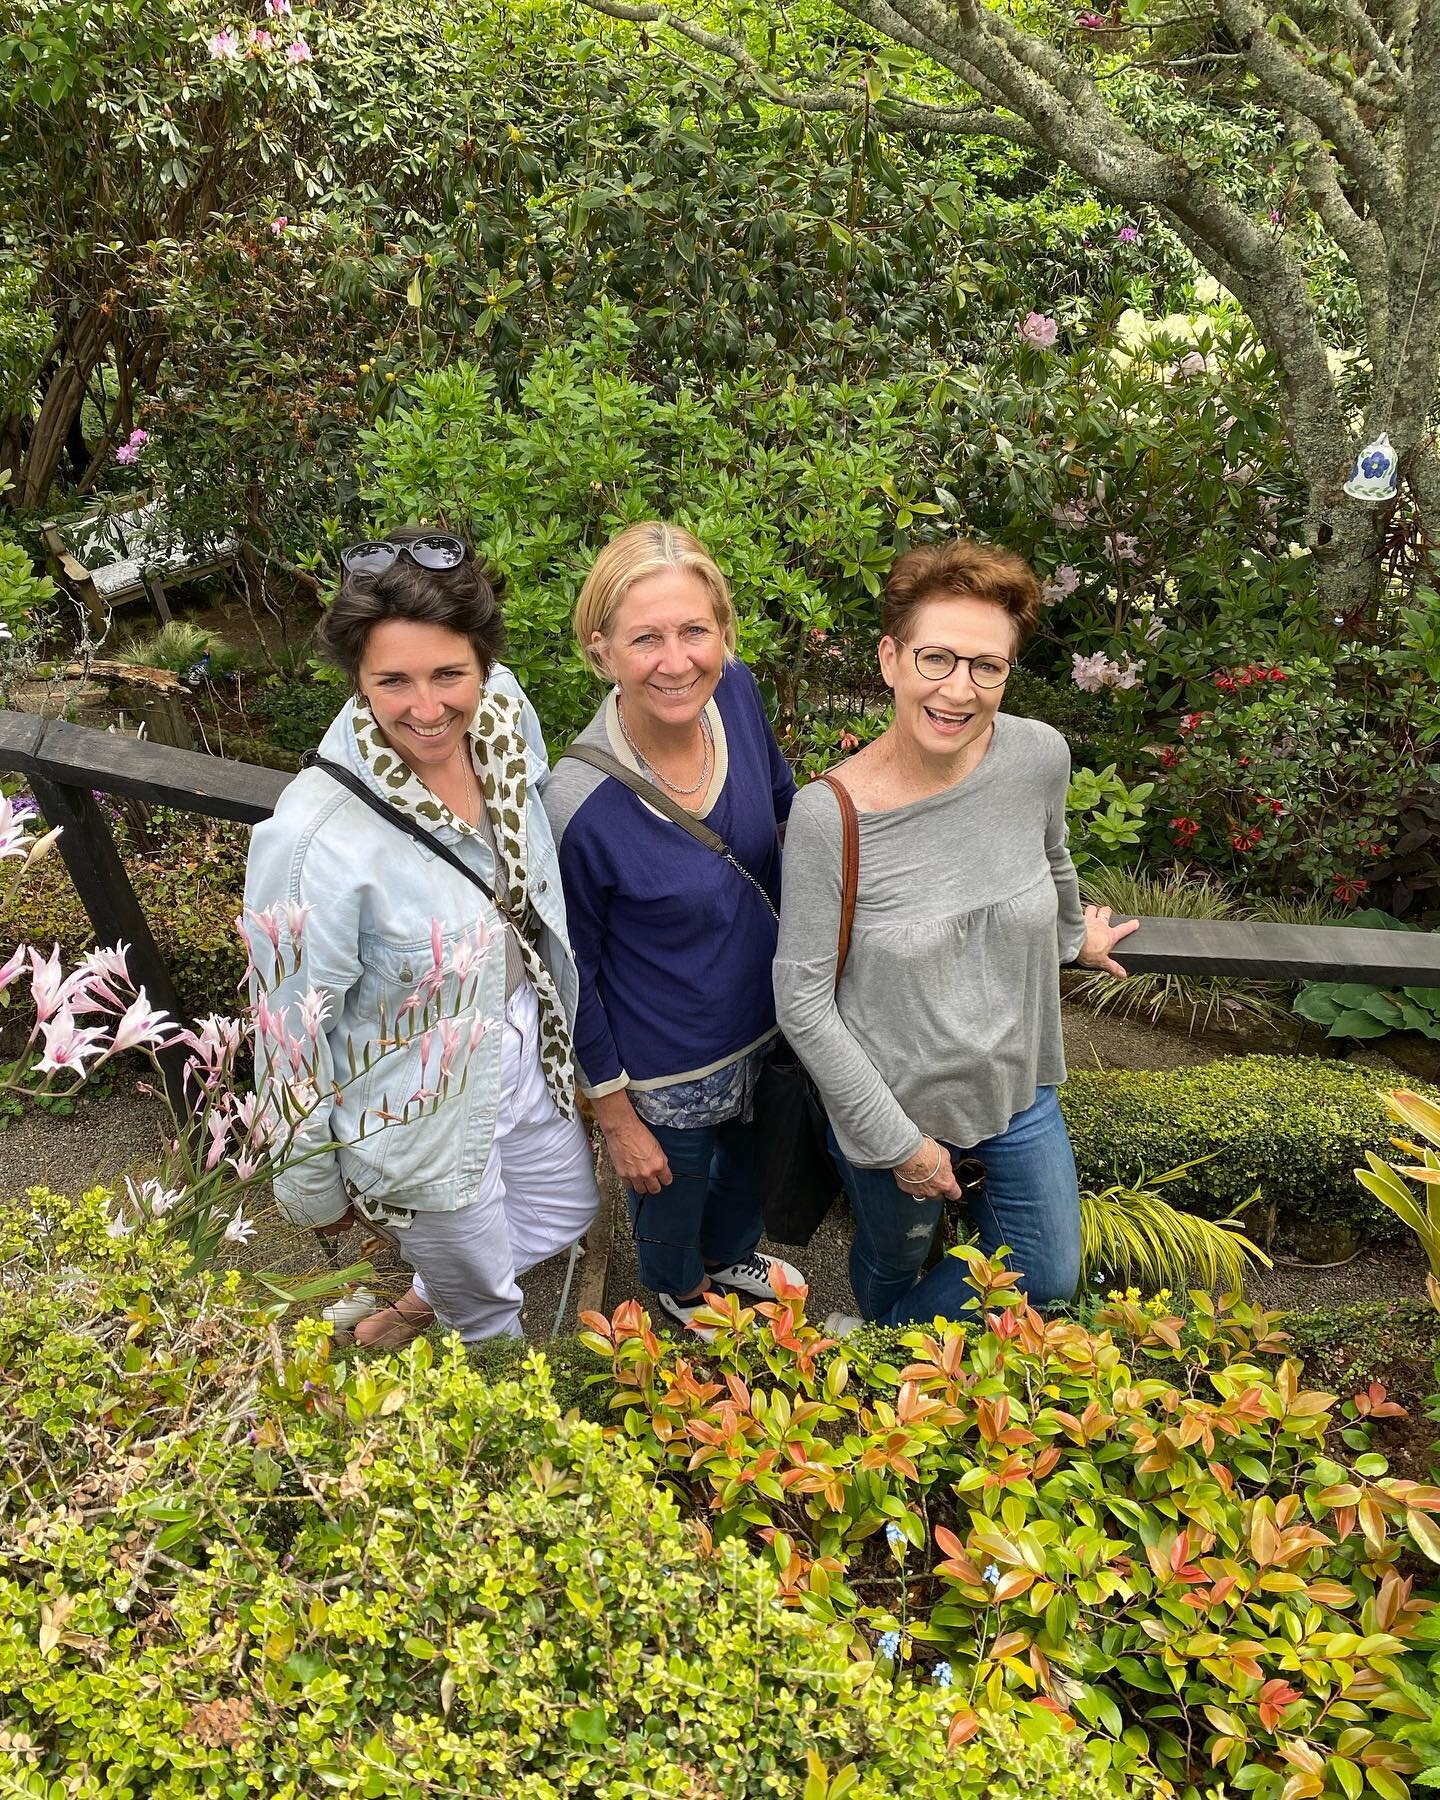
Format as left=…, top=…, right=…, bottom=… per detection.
left=1343, top=432, right=1400, bottom=503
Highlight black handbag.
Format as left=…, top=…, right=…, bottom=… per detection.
left=559, top=746, right=860, bottom=1247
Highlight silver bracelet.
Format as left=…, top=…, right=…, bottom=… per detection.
left=896, top=1141, right=944, bottom=1190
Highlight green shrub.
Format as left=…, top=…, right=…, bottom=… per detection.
left=9, top=812, right=247, bottom=1018
left=1061, top=1055, right=1437, bottom=1243
left=253, top=669, right=344, bottom=754
left=0, top=1187, right=1136, bottom=1799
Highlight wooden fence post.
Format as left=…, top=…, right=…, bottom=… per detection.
left=27, top=773, right=189, bottom=1109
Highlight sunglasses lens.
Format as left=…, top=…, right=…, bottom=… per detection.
left=341, top=541, right=396, bottom=575
left=409, top=535, right=465, bottom=569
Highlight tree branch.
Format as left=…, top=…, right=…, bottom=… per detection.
left=1217, top=0, right=1402, bottom=227
left=1289, top=112, right=1391, bottom=362
left=1335, top=0, right=1408, bottom=90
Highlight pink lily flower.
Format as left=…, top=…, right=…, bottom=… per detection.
left=35, top=1008, right=107, bottom=1077
left=108, top=988, right=176, bottom=1055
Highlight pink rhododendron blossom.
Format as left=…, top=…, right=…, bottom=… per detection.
left=247, top=26, right=274, bottom=52
left=129, top=428, right=148, bottom=446
left=1107, top=532, right=1140, bottom=563
left=285, top=36, right=312, bottom=62
left=1051, top=499, right=1090, bottom=529
left=208, top=28, right=241, bottom=59
left=1071, top=651, right=1146, bottom=692
left=1176, top=350, right=1207, bottom=377
left=1071, top=652, right=1111, bottom=693
left=1078, top=11, right=1106, bottom=25
left=1116, top=225, right=1139, bottom=244
left=269, top=215, right=288, bottom=235
left=1019, top=311, right=1059, bottom=349
left=1041, top=565, right=1081, bottom=605
left=266, top=0, right=292, bottom=15
left=116, top=442, right=140, bottom=465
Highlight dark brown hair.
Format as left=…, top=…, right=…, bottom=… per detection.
left=317, top=526, right=507, bottom=681
left=881, top=539, right=1043, bottom=654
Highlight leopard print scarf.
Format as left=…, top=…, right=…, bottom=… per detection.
left=351, top=693, right=576, bottom=1119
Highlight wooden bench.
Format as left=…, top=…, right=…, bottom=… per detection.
left=41, top=497, right=237, bottom=628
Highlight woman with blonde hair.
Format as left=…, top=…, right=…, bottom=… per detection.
left=542, top=522, right=802, bottom=1333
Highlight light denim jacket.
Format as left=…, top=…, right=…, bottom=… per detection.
left=242, top=665, right=578, bottom=1228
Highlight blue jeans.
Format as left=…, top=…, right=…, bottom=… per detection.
left=832, top=1086, right=1081, bottom=1327
left=626, top=1117, right=764, bottom=1297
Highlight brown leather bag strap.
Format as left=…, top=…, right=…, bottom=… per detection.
left=814, top=772, right=860, bottom=987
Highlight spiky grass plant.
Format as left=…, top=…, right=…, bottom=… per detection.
left=114, top=620, right=239, bottom=678
left=1072, top=865, right=1289, bottom=1033
left=1356, top=1089, right=1440, bottom=1309
left=1080, top=1162, right=1270, bottom=1295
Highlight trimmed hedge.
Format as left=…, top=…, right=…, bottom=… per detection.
left=0, top=1187, right=1137, bottom=1799
left=1062, top=1054, right=1432, bottom=1246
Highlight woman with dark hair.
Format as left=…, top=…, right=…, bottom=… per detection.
left=244, top=527, right=598, bottom=1345
left=774, top=539, right=1135, bottom=1331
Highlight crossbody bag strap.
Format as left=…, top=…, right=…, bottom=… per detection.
left=299, top=750, right=504, bottom=914
left=814, top=772, right=859, bottom=987
left=559, top=741, right=779, bottom=921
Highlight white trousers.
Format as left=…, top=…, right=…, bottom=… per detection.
left=403, top=982, right=599, bottom=1340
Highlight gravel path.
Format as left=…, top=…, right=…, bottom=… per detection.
left=3, top=1003, right=1427, bottom=1336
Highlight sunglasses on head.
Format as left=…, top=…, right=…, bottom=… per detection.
left=339, top=533, right=467, bottom=575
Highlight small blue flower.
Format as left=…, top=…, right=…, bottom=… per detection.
left=933, top=1661, right=953, bottom=1688
left=877, top=1630, right=902, bottom=1660
left=885, top=1523, right=906, bottom=1554
left=983, top=1563, right=1001, bottom=1586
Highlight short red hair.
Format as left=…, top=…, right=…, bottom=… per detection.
left=882, top=540, right=1043, bottom=654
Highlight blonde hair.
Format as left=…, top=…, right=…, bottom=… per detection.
left=574, top=521, right=736, bottom=676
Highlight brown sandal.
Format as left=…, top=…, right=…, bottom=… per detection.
left=353, top=1283, right=436, bottom=1350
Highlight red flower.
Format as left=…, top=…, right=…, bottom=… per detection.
left=1268, top=666, right=1287, bottom=681
left=1237, top=755, right=1250, bottom=766
left=1179, top=711, right=1206, bottom=733
left=1159, top=746, right=1180, bottom=768
left=839, top=731, right=860, bottom=751
left=1214, top=674, right=1237, bottom=694
left=1332, top=875, right=1370, bottom=905
left=1171, top=816, right=1200, bottom=841
left=1230, top=827, right=1262, bottom=852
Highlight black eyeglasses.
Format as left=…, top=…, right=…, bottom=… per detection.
left=340, top=534, right=467, bottom=575
left=903, top=643, right=1013, bottom=688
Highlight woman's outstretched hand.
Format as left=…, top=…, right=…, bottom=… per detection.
left=893, top=1135, right=962, bottom=1201
left=1076, top=903, right=1140, bottom=977
left=592, top=1090, right=673, bottom=1195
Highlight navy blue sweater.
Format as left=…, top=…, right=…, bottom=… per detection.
left=541, top=661, right=797, bottom=1093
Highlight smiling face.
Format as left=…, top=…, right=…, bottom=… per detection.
left=357, top=618, right=484, bottom=775
left=878, top=594, right=1014, bottom=765
left=592, top=568, right=726, bottom=737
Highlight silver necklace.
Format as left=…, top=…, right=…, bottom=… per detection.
left=617, top=700, right=713, bottom=798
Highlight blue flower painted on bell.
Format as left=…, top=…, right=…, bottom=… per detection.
left=1343, top=431, right=1399, bottom=502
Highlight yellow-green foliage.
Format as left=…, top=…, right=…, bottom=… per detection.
left=1357, top=1089, right=1440, bottom=1299
left=1079, top=1165, right=1269, bottom=1293
left=0, top=1188, right=1135, bottom=1799
left=1063, top=1056, right=1438, bottom=1241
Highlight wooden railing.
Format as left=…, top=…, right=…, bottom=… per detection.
left=1, top=708, right=1439, bottom=1014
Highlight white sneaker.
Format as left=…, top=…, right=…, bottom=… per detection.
left=824, top=1311, right=865, bottom=1339
left=656, top=1290, right=718, bottom=1342
left=707, top=1251, right=804, bottom=1300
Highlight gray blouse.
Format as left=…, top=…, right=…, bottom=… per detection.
left=773, top=714, right=1087, bottom=1170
